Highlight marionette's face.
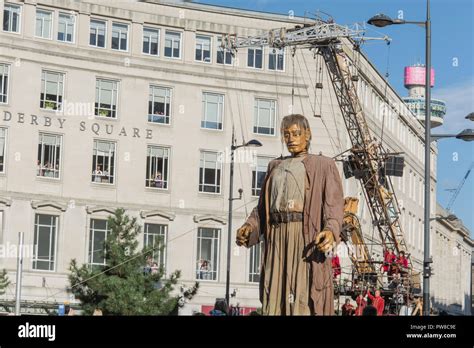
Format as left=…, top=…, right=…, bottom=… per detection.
left=283, top=124, right=311, bottom=155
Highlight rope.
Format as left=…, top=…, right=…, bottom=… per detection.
left=291, top=47, right=296, bottom=106
left=380, top=41, right=391, bottom=145
left=295, top=48, right=340, bottom=155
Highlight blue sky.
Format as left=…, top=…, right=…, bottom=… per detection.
left=196, top=0, right=474, bottom=235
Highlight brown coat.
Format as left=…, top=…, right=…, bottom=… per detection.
left=244, top=154, right=344, bottom=315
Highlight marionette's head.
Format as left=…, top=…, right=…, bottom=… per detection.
left=280, top=114, right=312, bottom=156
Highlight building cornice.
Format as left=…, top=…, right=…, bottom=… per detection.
left=0, top=196, right=12, bottom=207
left=86, top=206, right=116, bottom=215
left=140, top=210, right=175, bottom=221
left=31, top=200, right=67, bottom=212
left=193, top=214, right=227, bottom=225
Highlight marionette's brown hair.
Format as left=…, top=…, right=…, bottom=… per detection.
left=280, top=114, right=312, bottom=150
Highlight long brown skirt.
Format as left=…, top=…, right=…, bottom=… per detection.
left=261, top=221, right=311, bottom=315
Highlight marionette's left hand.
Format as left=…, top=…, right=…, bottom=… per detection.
left=315, top=230, right=336, bottom=253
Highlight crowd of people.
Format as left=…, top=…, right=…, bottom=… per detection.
left=334, top=246, right=421, bottom=316
left=37, top=160, right=59, bottom=178
left=148, top=171, right=164, bottom=188
left=92, top=164, right=111, bottom=183
left=144, top=255, right=160, bottom=275
left=340, top=290, right=423, bottom=316
left=381, top=248, right=409, bottom=280
left=196, top=259, right=213, bottom=280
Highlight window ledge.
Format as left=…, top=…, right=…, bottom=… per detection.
left=200, top=127, right=224, bottom=132
left=94, top=116, right=119, bottom=121
left=194, top=278, right=219, bottom=283
left=2, top=31, right=21, bottom=36
left=252, top=132, right=277, bottom=138
left=90, top=182, right=116, bottom=189
left=197, top=191, right=222, bottom=197
left=34, top=36, right=53, bottom=41
left=36, top=176, right=62, bottom=183
left=147, top=121, right=172, bottom=127
left=142, top=53, right=161, bottom=58
left=88, top=44, right=107, bottom=50
left=39, top=108, right=62, bottom=114
left=145, top=187, right=170, bottom=193
left=111, top=49, right=129, bottom=53
left=30, top=269, right=56, bottom=273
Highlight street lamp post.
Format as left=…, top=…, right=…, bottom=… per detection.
left=369, top=0, right=432, bottom=316
left=369, top=3, right=474, bottom=315
left=225, top=127, right=262, bottom=307
left=423, top=2, right=433, bottom=316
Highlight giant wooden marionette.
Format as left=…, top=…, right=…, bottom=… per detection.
left=236, top=114, right=344, bottom=315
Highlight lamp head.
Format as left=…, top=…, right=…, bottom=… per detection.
left=245, top=139, right=263, bottom=147
left=456, top=129, right=474, bottom=142
left=367, top=14, right=395, bottom=27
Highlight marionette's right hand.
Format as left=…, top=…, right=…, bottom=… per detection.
left=236, top=223, right=252, bottom=247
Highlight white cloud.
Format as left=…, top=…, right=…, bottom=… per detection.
left=433, top=78, right=474, bottom=133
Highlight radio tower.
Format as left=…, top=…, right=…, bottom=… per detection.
left=402, top=64, right=446, bottom=128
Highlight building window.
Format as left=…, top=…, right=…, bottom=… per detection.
left=89, top=19, right=106, bottom=48
left=95, top=78, right=118, bottom=118
left=89, top=219, right=109, bottom=268
left=0, top=128, right=6, bottom=173
left=252, top=156, right=271, bottom=196
left=248, top=47, right=263, bottom=69
left=144, top=223, right=167, bottom=269
left=164, top=30, right=181, bottom=58
left=216, top=37, right=232, bottom=65
left=196, top=227, right=220, bottom=281
left=35, top=9, right=52, bottom=39
left=143, top=27, right=159, bottom=56
left=199, top=151, right=222, bottom=194
left=111, top=22, right=128, bottom=51
left=249, top=243, right=263, bottom=283
left=148, top=85, right=171, bottom=124
left=0, top=63, right=9, bottom=103
left=3, top=3, right=21, bottom=33
left=268, top=48, right=284, bottom=71
left=195, top=34, right=211, bottom=63
left=201, top=92, right=224, bottom=130
left=57, top=12, right=75, bottom=42
left=32, top=214, right=57, bottom=271
left=37, top=133, right=61, bottom=179
left=91, top=140, right=116, bottom=184
left=254, top=99, right=276, bottom=135
left=146, top=145, right=169, bottom=189
left=40, top=70, right=64, bottom=111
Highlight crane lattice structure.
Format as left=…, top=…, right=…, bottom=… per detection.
left=223, top=19, right=414, bottom=289
left=446, top=162, right=473, bottom=212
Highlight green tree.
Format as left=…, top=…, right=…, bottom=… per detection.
left=0, top=269, right=10, bottom=296
left=68, top=208, right=198, bottom=315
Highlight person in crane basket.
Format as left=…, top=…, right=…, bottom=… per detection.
left=236, top=114, right=344, bottom=315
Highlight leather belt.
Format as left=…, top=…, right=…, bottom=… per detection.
left=270, top=212, right=304, bottom=224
